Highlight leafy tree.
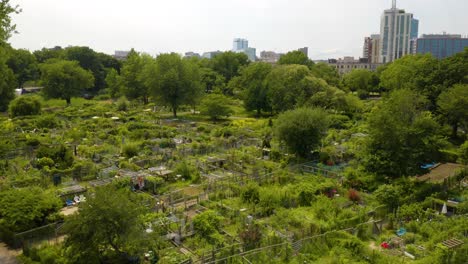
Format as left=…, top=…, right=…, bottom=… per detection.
left=193, top=210, right=223, bottom=238
left=278, top=50, right=314, bottom=68
left=266, top=65, right=332, bottom=113
left=36, top=144, right=74, bottom=169
left=0, top=0, right=19, bottom=111
left=145, top=53, right=202, bottom=117
left=0, top=187, right=62, bottom=244
left=275, top=107, right=329, bottom=158
left=459, top=141, right=468, bottom=165
left=363, top=89, right=445, bottom=177
left=33, top=47, right=65, bottom=63
left=310, top=62, right=340, bottom=86
left=237, top=62, right=272, bottom=115
left=200, top=93, right=233, bottom=121
left=0, top=47, right=15, bottom=111
left=0, top=0, right=20, bottom=44
left=7, top=48, right=39, bottom=88
left=210, top=51, right=249, bottom=85
left=200, top=67, right=225, bottom=93
left=40, top=60, right=94, bottom=105
left=105, top=68, right=122, bottom=98
left=65, top=46, right=107, bottom=92
left=437, top=84, right=468, bottom=138
left=8, top=95, right=41, bottom=117
left=120, top=50, right=150, bottom=103
left=343, top=69, right=378, bottom=98
left=437, top=47, right=468, bottom=88
left=379, top=54, right=441, bottom=108
left=64, top=186, right=154, bottom=263
left=97, top=51, right=122, bottom=72
left=374, top=184, right=401, bottom=211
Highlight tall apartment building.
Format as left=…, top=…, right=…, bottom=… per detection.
left=298, top=47, right=309, bottom=57
left=416, top=33, right=468, bottom=59
left=363, top=34, right=381, bottom=63
left=379, top=0, right=419, bottom=63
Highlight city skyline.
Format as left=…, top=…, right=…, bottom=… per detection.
left=8, top=0, right=468, bottom=59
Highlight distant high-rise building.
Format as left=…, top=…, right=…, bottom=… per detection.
left=114, top=50, right=130, bottom=60
left=260, top=51, right=283, bottom=64
left=416, top=33, right=468, bottom=59
left=363, top=34, right=381, bottom=64
left=202, top=51, right=222, bottom=59
left=184, top=52, right=201, bottom=58
left=233, top=38, right=249, bottom=51
left=371, top=35, right=382, bottom=64
left=379, top=0, right=418, bottom=63
left=232, top=38, right=256, bottom=61
left=298, top=47, right=308, bottom=57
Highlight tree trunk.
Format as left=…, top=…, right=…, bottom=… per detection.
left=452, top=123, right=458, bottom=139
left=66, top=97, right=71, bottom=106
left=172, top=107, right=177, bottom=118
left=256, top=108, right=261, bottom=118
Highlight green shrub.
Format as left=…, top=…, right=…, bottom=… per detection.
left=122, top=142, right=139, bottom=158
left=116, top=96, right=129, bottom=111
left=9, top=96, right=41, bottom=117
left=36, top=115, right=60, bottom=129
left=175, top=161, right=200, bottom=182
left=36, top=157, right=54, bottom=169
left=36, top=144, right=74, bottom=169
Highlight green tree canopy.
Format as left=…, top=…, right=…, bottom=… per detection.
left=437, top=47, right=468, bottom=88
left=40, top=60, right=95, bottom=105
left=237, top=62, right=273, bottom=115
left=0, top=0, right=20, bottom=45
left=437, top=84, right=468, bottom=138
left=210, top=51, right=249, bottom=85
left=33, top=47, right=65, bottom=63
left=200, top=93, right=233, bottom=121
left=119, top=50, right=150, bottom=103
left=310, top=62, right=340, bottom=87
left=144, top=53, right=202, bottom=117
left=0, top=187, right=62, bottom=239
left=275, top=107, right=329, bottom=158
left=7, top=48, right=39, bottom=88
left=64, top=186, right=156, bottom=263
left=278, top=50, right=314, bottom=68
left=0, top=0, right=19, bottom=111
left=343, top=69, right=378, bottom=98
left=65, top=46, right=107, bottom=92
left=200, top=67, right=225, bottom=93
left=363, top=89, right=445, bottom=178
left=379, top=54, right=441, bottom=108
left=105, top=68, right=122, bottom=98
left=0, top=47, right=15, bottom=111
left=266, top=65, right=328, bottom=113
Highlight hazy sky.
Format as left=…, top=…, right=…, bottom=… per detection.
left=9, top=0, right=468, bottom=59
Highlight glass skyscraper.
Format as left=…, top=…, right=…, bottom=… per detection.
left=379, top=1, right=418, bottom=63
left=233, top=38, right=249, bottom=51
left=416, top=34, right=468, bottom=59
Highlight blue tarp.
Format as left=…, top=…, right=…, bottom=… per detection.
left=420, top=163, right=436, bottom=170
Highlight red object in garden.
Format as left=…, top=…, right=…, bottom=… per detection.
left=380, top=242, right=389, bottom=249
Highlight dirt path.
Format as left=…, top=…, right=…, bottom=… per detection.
left=0, top=243, right=20, bottom=264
